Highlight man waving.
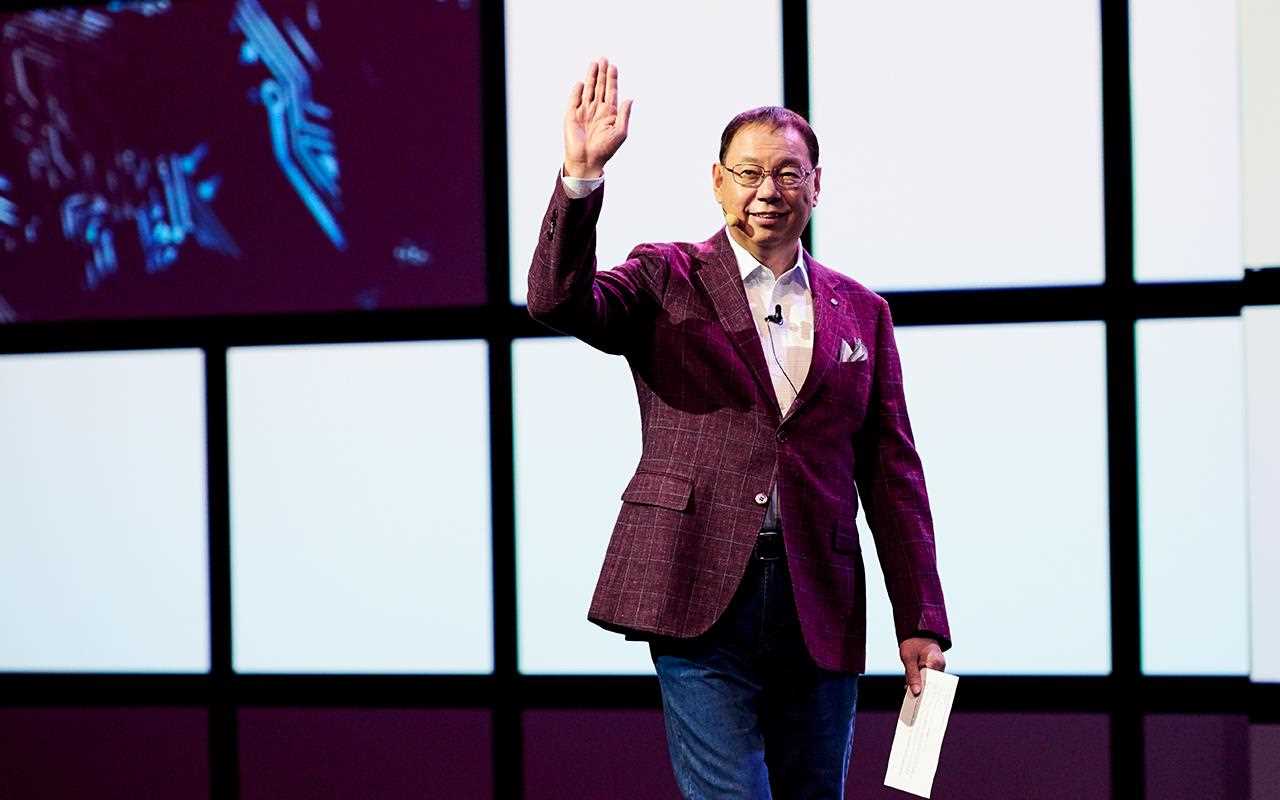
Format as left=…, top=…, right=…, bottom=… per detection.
left=528, top=58, right=951, bottom=799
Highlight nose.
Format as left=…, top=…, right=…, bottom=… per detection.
left=755, top=172, right=782, bottom=199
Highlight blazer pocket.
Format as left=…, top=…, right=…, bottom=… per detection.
left=621, top=470, right=693, bottom=512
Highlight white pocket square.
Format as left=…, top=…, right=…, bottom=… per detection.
left=838, top=337, right=868, bottom=363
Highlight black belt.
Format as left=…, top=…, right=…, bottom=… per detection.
left=753, top=531, right=784, bottom=561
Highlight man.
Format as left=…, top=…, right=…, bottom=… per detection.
left=528, top=58, right=951, bottom=799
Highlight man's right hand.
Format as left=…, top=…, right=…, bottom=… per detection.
left=563, top=58, right=634, bottom=179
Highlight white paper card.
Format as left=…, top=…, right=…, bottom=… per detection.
left=884, top=668, right=958, bottom=797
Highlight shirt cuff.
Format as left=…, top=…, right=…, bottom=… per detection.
left=561, top=171, right=605, bottom=199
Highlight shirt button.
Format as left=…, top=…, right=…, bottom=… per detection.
left=754, top=492, right=769, bottom=505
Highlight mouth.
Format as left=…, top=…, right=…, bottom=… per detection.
left=749, top=210, right=788, bottom=222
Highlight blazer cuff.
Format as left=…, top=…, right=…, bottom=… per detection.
left=894, top=604, right=952, bottom=652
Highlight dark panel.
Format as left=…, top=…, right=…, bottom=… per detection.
left=846, top=711, right=1111, bottom=799
left=0, top=707, right=209, bottom=799
left=0, top=0, right=485, bottom=322
left=1144, top=714, right=1247, bottom=799
left=522, top=710, right=677, bottom=800
left=1251, top=725, right=1280, bottom=800
left=238, top=708, right=490, bottom=800
left=1245, top=266, right=1280, bottom=306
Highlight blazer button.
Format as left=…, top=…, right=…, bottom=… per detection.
left=754, top=492, right=769, bottom=505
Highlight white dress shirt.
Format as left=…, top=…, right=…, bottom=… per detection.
left=725, top=233, right=813, bottom=417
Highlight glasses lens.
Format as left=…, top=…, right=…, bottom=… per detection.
left=733, top=166, right=764, bottom=186
left=776, top=170, right=803, bottom=187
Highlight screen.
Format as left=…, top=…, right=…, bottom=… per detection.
left=0, top=0, right=484, bottom=322
left=513, top=337, right=647, bottom=674
left=1242, top=0, right=1280, bottom=267
left=1245, top=305, right=1280, bottom=683
left=809, top=0, right=1105, bottom=291
left=228, top=340, right=493, bottom=673
left=863, top=321, right=1111, bottom=675
left=1131, top=0, right=1242, bottom=282
left=0, top=348, right=209, bottom=672
left=1137, top=318, right=1248, bottom=674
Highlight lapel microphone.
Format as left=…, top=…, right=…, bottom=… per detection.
left=762, top=302, right=799, bottom=401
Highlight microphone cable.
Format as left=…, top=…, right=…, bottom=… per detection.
left=764, top=303, right=800, bottom=401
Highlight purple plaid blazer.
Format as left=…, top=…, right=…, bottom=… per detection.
left=528, top=178, right=950, bottom=674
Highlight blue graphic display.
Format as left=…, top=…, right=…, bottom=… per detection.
left=59, top=145, right=239, bottom=289
left=0, top=0, right=485, bottom=321
left=233, top=0, right=344, bottom=249
left=0, top=174, right=20, bottom=252
left=3, top=6, right=238, bottom=290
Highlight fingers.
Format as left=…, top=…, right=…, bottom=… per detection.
left=575, top=59, right=616, bottom=119
left=902, top=639, right=944, bottom=697
left=905, top=658, right=924, bottom=697
left=925, top=649, right=947, bottom=672
left=604, top=63, right=618, bottom=108
left=593, top=57, right=608, bottom=108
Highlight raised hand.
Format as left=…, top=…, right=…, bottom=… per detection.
left=563, top=58, right=634, bottom=179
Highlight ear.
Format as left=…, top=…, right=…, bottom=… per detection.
left=711, top=162, right=725, bottom=205
left=811, top=165, right=822, bottom=205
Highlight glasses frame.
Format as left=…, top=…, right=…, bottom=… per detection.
left=720, top=162, right=818, bottom=189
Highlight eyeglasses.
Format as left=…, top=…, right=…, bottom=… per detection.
left=721, top=163, right=816, bottom=189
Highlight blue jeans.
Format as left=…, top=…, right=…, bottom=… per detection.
left=650, top=549, right=859, bottom=799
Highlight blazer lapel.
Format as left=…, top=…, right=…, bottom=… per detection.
left=692, top=231, right=777, bottom=412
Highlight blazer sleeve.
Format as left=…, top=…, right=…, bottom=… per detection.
left=853, top=296, right=952, bottom=651
left=526, top=174, right=666, bottom=355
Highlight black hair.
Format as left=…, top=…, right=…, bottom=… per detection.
left=718, top=106, right=819, bottom=167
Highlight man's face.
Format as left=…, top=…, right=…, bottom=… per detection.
left=712, top=123, right=820, bottom=251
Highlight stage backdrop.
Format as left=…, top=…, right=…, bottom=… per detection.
left=0, top=0, right=485, bottom=322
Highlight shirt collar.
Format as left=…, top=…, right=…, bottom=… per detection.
left=725, top=231, right=809, bottom=288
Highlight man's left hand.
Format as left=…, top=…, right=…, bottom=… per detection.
left=900, top=637, right=946, bottom=697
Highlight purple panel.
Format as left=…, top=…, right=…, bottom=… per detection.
left=0, top=707, right=209, bottom=799
left=1145, top=714, right=1247, bottom=799
left=0, top=1, right=485, bottom=322
left=846, top=711, right=1111, bottom=799
left=523, top=710, right=678, bottom=800
left=238, top=708, right=490, bottom=800
left=1252, top=725, right=1280, bottom=800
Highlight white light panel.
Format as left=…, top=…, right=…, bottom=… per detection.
left=229, top=341, right=493, bottom=673
left=1137, top=318, right=1248, bottom=674
left=809, top=0, right=1105, bottom=291
left=0, top=349, right=209, bottom=672
left=1242, top=0, right=1280, bottom=267
left=861, top=322, right=1112, bottom=674
left=1245, top=306, right=1280, bottom=683
left=513, top=338, right=648, bottom=674
left=1131, top=0, right=1243, bottom=281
